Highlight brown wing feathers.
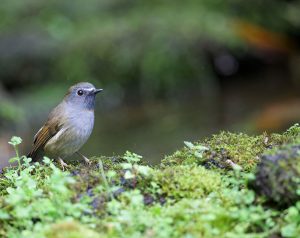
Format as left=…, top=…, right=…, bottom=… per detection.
left=27, top=120, right=62, bottom=161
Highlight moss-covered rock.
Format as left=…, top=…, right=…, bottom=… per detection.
left=163, top=132, right=275, bottom=172
left=2, top=124, right=300, bottom=237
left=252, top=145, right=300, bottom=207
left=163, top=125, right=300, bottom=172
left=203, top=132, right=265, bottom=171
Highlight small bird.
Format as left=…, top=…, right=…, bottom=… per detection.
left=27, top=82, right=103, bottom=169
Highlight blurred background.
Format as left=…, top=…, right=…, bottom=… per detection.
left=1, top=0, right=300, bottom=168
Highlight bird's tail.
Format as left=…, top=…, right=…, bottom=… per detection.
left=27, top=149, right=39, bottom=162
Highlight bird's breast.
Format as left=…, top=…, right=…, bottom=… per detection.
left=68, top=110, right=94, bottom=140
left=44, top=110, right=95, bottom=158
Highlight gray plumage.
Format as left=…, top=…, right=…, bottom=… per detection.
left=28, top=82, right=102, bottom=164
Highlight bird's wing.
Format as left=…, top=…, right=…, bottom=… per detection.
left=28, top=105, right=65, bottom=161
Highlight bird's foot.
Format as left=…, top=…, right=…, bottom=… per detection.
left=58, top=158, right=69, bottom=171
left=76, top=152, right=92, bottom=166
left=82, top=156, right=91, bottom=165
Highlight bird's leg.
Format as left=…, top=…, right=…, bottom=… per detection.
left=58, top=157, right=69, bottom=171
left=76, top=152, right=91, bottom=165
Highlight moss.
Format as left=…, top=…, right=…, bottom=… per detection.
left=252, top=144, right=300, bottom=207
left=44, top=221, right=101, bottom=238
left=70, top=156, right=122, bottom=191
left=203, top=132, right=265, bottom=171
left=162, top=126, right=300, bottom=172
left=162, top=147, right=197, bottom=167
left=2, top=124, right=300, bottom=237
left=281, top=123, right=300, bottom=143
left=153, top=165, right=222, bottom=200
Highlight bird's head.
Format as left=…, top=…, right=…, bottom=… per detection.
left=64, top=82, right=103, bottom=110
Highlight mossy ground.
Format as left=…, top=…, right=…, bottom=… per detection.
left=1, top=125, right=300, bottom=237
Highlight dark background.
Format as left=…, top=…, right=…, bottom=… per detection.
left=1, top=0, right=300, bottom=168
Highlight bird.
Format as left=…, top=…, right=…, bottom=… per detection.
left=27, top=82, right=103, bottom=170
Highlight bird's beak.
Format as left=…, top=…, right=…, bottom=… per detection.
left=94, top=88, right=103, bottom=94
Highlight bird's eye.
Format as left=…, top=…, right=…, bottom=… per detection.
left=77, top=90, right=84, bottom=96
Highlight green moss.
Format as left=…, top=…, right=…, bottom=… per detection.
left=153, top=165, right=222, bottom=200
left=162, top=147, right=198, bottom=166
left=44, top=221, right=101, bottom=238
left=203, top=132, right=265, bottom=171
left=69, top=156, right=123, bottom=192
left=281, top=123, right=300, bottom=143
left=162, top=125, right=300, bottom=172
left=2, top=125, right=300, bottom=237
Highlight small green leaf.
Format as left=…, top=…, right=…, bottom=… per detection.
left=0, top=210, right=10, bottom=219
left=134, top=165, right=152, bottom=176
left=281, top=224, right=297, bottom=237
left=123, top=151, right=142, bottom=163
left=194, top=145, right=209, bottom=151
left=9, top=157, right=19, bottom=164
left=124, top=170, right=135, bottom=179
left=121, top=163, right=133, bottom=169
left=8, top=136, right=22, bottom=146
left=42, top=157, right=51, bottom=164
left=184, top=141, right=194, bottom=149
left=107, top=170, right=117, bottom=178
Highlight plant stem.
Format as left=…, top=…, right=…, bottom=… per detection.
left=14, top=145, right=21, bottom=170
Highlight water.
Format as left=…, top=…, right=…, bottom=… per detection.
left=1, top=71, right=300, bottom=170
left=0, top=96, right=232, bottom=169
left=86, top=99, right=224, bottom=164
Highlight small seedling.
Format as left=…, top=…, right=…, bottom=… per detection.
left=8, top=136, right=23, bottom=170
left=184, top=141, right=208, bottom=159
